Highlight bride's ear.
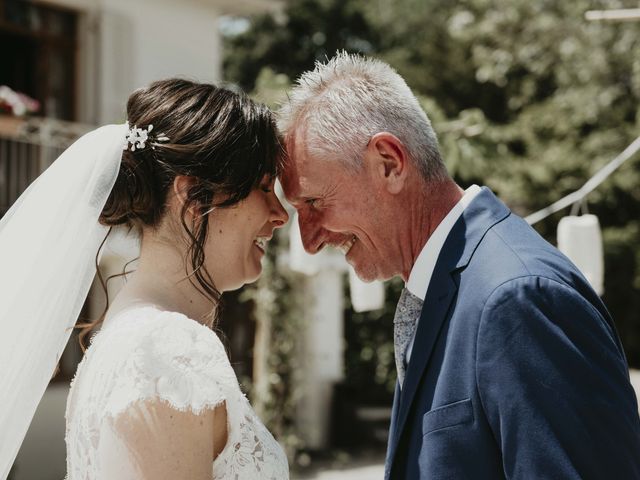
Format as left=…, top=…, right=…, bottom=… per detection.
left=171, top=175, right=199, bottom=217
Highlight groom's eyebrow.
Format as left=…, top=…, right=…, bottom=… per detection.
left=288, top=183, right=310, bottom=203
left=283, top=190, right=303, bottom=207
left=288, top=192, right=318, bottom=209
left=289, top=195, right=309, bottom=208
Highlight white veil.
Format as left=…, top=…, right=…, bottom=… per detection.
left=0, top=124, right=127, bottom=479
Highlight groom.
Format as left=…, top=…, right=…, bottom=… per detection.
left=278, top=53, right=640, bottom=478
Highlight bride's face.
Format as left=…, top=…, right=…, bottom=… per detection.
left=205, top=177, right=289, bottom=291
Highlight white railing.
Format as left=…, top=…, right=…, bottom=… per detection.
left=0, top=115, right=93, bottom=217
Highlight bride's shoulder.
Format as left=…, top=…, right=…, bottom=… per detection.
left=99, top=306, right=238, bottom=415
left=102, top=306, right=224, bottom=347
left=100, top=307, right=228, bottom=364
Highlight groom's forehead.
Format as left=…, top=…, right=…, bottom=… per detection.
left=282, top=138, right=315, bottom=182
left=279, top=159, right=303, bottom=199
left=281, top=167, right=309, bottom=200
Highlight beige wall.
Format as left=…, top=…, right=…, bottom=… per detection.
left=39, top=0, right=225, bottom=124
left=96, top=0, right=223, bottom=123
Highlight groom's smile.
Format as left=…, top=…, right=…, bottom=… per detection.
left=280, top=130, right=410, bottom=282
left=337, top=235, right=357, bottom=255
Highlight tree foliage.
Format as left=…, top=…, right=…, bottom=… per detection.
left=224, top=0, right=379, bottom=92
left=224, top=0, right=640, bottom=410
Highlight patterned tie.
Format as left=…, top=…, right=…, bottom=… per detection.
left=393, top=288, right=424, bottom=386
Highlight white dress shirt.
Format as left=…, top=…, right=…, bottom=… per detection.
left=405, top=185, right=481, bottom=363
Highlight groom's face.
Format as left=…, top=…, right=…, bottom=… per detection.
left=280, top=134, right=398, bottom=282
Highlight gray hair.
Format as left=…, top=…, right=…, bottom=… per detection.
left=278, top=52, right=448, bottom=182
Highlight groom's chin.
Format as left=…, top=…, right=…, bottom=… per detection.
left=349, top=260, right=384, bottom=283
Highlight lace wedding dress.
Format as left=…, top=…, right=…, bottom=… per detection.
left=64, top=306, right=289, bottom=479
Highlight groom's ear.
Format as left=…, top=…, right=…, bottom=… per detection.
left=366, top=132, right=409, bottom=195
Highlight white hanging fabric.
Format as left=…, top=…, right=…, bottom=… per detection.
left=349, top=267, right=385, bottom=312
left=557, top=214, right=604, bottom=296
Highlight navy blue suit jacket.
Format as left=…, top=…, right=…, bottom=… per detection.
left=384, top=187, right=640, bottom=479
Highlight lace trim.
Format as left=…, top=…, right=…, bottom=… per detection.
left=102, top=309, right=236, bottom=418
left=65, top=307, right=289, bottom=479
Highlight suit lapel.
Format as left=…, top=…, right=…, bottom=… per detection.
left=385, top=383, right=401, bottom=480
left=385, top=187, right=511, bottom=473
left=385, top=249, right=459, bottom=468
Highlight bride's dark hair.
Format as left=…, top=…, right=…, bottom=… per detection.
left=75, top=78, right=282, bottom=350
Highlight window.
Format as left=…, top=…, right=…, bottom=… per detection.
left=0, top=0, right=78, bottom=121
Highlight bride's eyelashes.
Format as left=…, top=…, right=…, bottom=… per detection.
left=260, top=179, right=276, bottom=193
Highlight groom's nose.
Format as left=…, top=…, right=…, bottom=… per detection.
left=298, top=215, right=326, bottom=254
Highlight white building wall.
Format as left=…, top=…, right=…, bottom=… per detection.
left=37, top=0, right=224, bottom=124
left=97, top=0, right=223, bottom=123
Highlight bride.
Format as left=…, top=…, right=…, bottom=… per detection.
left=0, top=79, right=290, bottom=479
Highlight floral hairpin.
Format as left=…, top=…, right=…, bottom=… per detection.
left=124, top=122, right=170, bottom=152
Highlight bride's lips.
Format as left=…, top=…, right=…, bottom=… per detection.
left=254, top=236, right=270, bottom=254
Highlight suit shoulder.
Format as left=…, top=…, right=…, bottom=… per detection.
left=471, top=214, right=587, bottom=291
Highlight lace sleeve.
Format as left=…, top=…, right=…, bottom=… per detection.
left=103, top=310, right=238, bottom=418
left=65, top=309, right=279, bottom=480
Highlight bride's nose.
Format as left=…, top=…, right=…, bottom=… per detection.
left=270, top=196, right=289, bottom=228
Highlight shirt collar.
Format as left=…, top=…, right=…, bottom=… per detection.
left=406, top=185, right=481, bottom=300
